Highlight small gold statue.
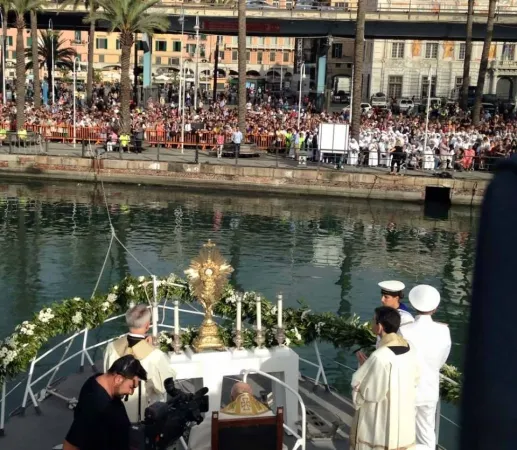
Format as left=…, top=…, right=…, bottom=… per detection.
left=185, top=240, right=233, bottom=352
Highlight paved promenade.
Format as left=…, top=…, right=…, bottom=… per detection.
left=0, top=141, right=493, bottom=182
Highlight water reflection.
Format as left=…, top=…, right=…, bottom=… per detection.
left=0, top=181, right=477, bottom=375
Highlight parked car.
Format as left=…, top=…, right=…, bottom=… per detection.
left=361, top=102, right=372, bottom=112
left=246, top=0, right=275, bottom=8
left=396, top=98, right=414, bottom=113
left=294, top=0, right=317, bottom=9
left=333, top=90, right=349, bottom=104
left=370, top=93, right=388, bottom=108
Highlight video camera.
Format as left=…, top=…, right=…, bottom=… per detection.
left=131, top=377, right=209, bottom=450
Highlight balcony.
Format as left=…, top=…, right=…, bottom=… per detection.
left=495, top=59, right=517, bottom=71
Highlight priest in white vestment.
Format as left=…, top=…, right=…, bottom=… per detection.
left=351, top=306, right=420, bottom=450
left=104, top=304, right=177, bottom=423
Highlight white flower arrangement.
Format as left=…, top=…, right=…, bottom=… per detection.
left=72, top=312, right=83, bottom=325
left=38, top=308, right=55, bottom=323
left=0, top=272, right=463, bottom=405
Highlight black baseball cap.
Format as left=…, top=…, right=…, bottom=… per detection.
left=108, top=355, right=148, bottom=381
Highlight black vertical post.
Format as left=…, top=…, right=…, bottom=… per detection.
left=133, top=33, right=138, bottom=104
left=213, top=36, right=220, bottom=103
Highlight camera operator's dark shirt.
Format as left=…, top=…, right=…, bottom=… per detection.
left=66, top=375, right=130, bottom=450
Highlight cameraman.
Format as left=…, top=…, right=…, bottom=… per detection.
left=63, top=355, right=147, bottom=450
left=104, top=304, right=177, bottom=423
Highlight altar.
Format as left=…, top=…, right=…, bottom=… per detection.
left=169, top=346, right=300, bottom=431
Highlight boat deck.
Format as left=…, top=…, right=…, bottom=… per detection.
left=1, top=366, right=352, bottom=450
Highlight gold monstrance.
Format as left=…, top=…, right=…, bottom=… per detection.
left=185, top=240, right=234, bottom=352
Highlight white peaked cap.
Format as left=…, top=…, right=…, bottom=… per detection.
left=409, top=285, right=440, bottom=312
left=378, top=280, right=405, bottom=293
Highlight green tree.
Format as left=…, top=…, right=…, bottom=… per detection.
left=237, top=0, right=246, bottom=134
left=459, top=0, right=474, bottom=110
left=60, top=0, right=99, bottom=106
left=30, top=10, right=41, bottom=107
left=11, top=0, right=45, bottom=130
left=472, top=0, right=497, bottom=125
left=25, top=30, right=78, bottom=96
left=0, top=0, right=8, bottom=101
left=351, top=0, right=365, bottom=140
left=90, top=0, right=168, bottom=133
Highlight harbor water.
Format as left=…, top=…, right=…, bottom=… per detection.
left=0, top=180, right=475, bottom=448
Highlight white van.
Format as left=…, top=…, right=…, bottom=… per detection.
left=371, top=93, right=388, bottom=108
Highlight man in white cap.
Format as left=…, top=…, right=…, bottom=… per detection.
left=378, top=280, right=414, bottom=327
left=400, top=285, right=451, bottom=450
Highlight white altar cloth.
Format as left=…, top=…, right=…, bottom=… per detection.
left=169, top=347, right=299, bottom=430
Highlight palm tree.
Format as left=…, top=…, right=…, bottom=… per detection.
left=25, top=30, right=78, bottom=95
left=60, top=0, right=99, bottom=106
left=0, top=0, right=9, bottom=102
left=237, top=0, right=246, bottom=134
left=90, top=0, right=168, bottom=134
left=11, top=0, right=45, bottom=131
left=459, top=0, right=474, bottom=110
left=351, top=0, right=365, bottom=140
left=30, top=10, right=41, bottom=107
left=472, top=0, right=497, bottom=125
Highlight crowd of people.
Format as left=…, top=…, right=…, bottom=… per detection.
left=1, top=82, right=516, bottom=172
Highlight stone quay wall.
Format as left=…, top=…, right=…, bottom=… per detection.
left=0, top=155, right=488, bottom=205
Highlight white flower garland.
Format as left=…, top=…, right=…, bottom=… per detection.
left=0, top=273, right=463, bottom=404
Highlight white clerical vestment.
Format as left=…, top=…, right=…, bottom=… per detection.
left=104, top=335, right=177, bottom=423
left=350, top=334, right=419, bottom=450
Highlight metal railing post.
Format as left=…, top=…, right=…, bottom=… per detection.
left=20, top=359, right=40, bottom=416
left=0, top=380, right=6, bottom=437
left=313, top=342, right=330, bottom=391
left=80, top=328, right=96, bottom=372
left=47, top=337, right=76, bottom=390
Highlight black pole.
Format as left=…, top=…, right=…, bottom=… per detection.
left=213, top=36, right=220, bottom=103
left=133, top=32, right=138, bottom=104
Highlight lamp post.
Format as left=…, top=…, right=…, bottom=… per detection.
left=280, top=45, right=284, bottom=91
left=48, top=19, right=55, bottom=106
left=0, top=10, right=5, bottom=105
left=178, top=11, right=185, bottom=116
left=349, top=64, right=354, bottom=125
left=73, top=56, right=81, bottom=148
left=181, top=61, right=189, bottom=156
left=193, top=15, right=200, bottom=110
left=423, top=66, right=433, bottom=156
left=297, top=62, right=305, bottom=130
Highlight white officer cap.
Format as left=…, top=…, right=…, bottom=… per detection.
left=378, top=280, right=405, bottom=293
left=408, top=285, right=440, bottom=312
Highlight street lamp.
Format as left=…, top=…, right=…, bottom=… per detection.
left=297, top=62, right=305, bottom=130
left=193, top=15, right=200, bottom=110
left=180, top=61, right=190, bottom=156
left=0, top=10, right=5, bottom=105
left=349, top=64, right=354, bottom=125
left=178, top=11, right=185, bottom=117
left=423, top=66, right=433, bottom=156
left=73, top=56, right=81, bottom=148
left=48, top=19, right=55, bottom=106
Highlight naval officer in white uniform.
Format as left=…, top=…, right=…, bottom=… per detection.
left=400, top=285, right=451, bottom=450
left=379, top=280, right=414, bottom=327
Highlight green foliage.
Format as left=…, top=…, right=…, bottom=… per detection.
left=0, top=274, right=461, bottom=404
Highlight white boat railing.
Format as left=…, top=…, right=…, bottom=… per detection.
left=242, top=368, right=306, bottom=450
left=0, top=304, right=460, bottom=448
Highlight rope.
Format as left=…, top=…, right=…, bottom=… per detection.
left=90, top=232, right=115, bottom=299
left=98, top=177, right=154, bottom=277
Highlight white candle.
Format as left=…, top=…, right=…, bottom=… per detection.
left=236, top=295, right=242, bottom=332
left=174, top=300, right=179, bottom=335
left=277, top=294, right=283, bottom=329
left=256, top=296, right=262, bottom=331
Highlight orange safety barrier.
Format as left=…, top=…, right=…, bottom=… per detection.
left=0, top=124, right=289, bottom=150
